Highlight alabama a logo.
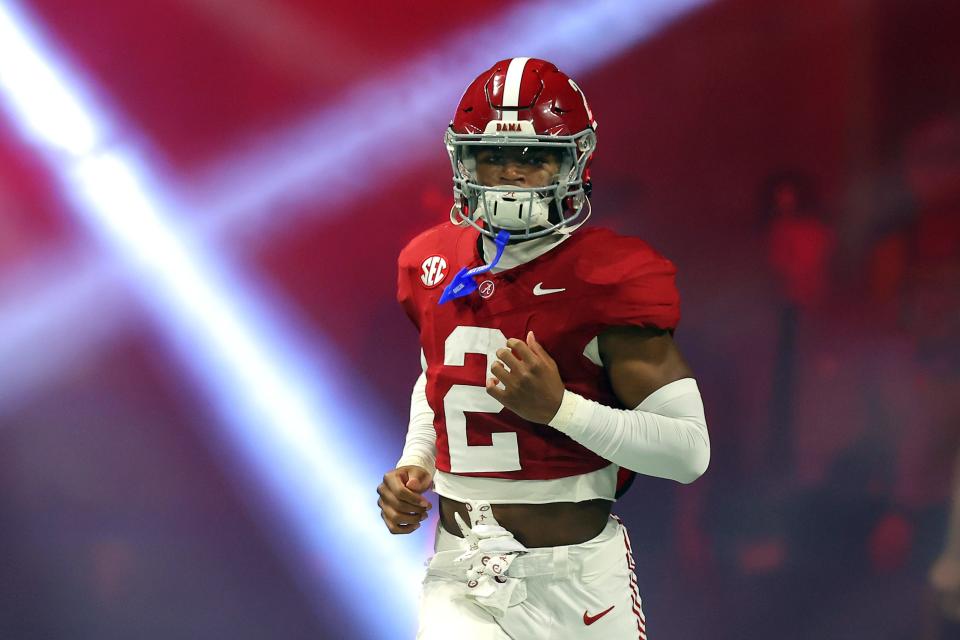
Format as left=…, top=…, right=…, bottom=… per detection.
left=478, top=280, right=495, bottom=299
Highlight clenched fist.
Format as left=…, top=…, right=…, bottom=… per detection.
left=377, top=465, right=433, bottom=534
left=486, top=331, right=565, bottom=424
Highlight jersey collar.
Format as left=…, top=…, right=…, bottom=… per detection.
left=479, top=231, right=572, bottom=274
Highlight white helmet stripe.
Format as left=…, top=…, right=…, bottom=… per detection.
left=501, top=57, right=530, bottom=121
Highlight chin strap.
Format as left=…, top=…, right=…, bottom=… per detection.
left=450, top=204, right=468, bottom=227
left=438, top=229, right=510, bottom=304
left=557, top=195, right=591, bottom=235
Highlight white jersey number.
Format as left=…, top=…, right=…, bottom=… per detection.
left=443, top=326, right=521, bottom=473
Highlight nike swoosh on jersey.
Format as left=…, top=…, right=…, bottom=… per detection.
left=583, top=605, right=615, bottom=625
left=532, top=282, right=566, bottom=296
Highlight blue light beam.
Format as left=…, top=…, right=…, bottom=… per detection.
left=195, top=0, right=713, bottom=242
left=0, top=2, right=424, bottom=637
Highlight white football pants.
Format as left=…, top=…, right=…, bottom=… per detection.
left=417, top=511, right=648, bottom=640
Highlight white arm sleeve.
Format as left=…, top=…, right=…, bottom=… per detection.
left=548, top=378, right=709, bottom=484
left=396, top=354, right=437, bottom=474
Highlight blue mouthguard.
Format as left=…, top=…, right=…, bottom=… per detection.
left=438, top=229, right=510, bottom=304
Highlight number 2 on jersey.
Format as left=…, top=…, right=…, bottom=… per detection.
left=443, top=326, right=521, bottom=473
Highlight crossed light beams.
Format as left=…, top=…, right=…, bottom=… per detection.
left=0, top=3, right=425, bottom=638
left=0, top=0, right=710, bottom=636
left=0, top=0, right=711, bottom=414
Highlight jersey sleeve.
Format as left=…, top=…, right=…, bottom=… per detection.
left=577, top=234, right=681, bottom=330
left=397, top=244, right=422, bottom=331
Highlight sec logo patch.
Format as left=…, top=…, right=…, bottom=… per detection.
left=420, top=255, right=448, bottom=288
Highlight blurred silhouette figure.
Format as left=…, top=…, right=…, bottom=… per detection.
left=759, top=171, right=835, bottom=483
left=761, top=171, right=835, bottom=312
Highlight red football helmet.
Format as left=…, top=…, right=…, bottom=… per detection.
left=445, top=57, right=598, bottom=239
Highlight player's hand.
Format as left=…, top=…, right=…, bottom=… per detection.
left=930, top=554, right=960, bottom=620
left=486, top=330, right=565, bottom=424
left=378, top=465, right=433, bottom=534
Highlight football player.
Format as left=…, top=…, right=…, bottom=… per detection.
left=377, top=57, right=710, bottom=639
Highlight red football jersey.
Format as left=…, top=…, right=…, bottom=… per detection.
left=398, top=222, right=680, bottom=481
